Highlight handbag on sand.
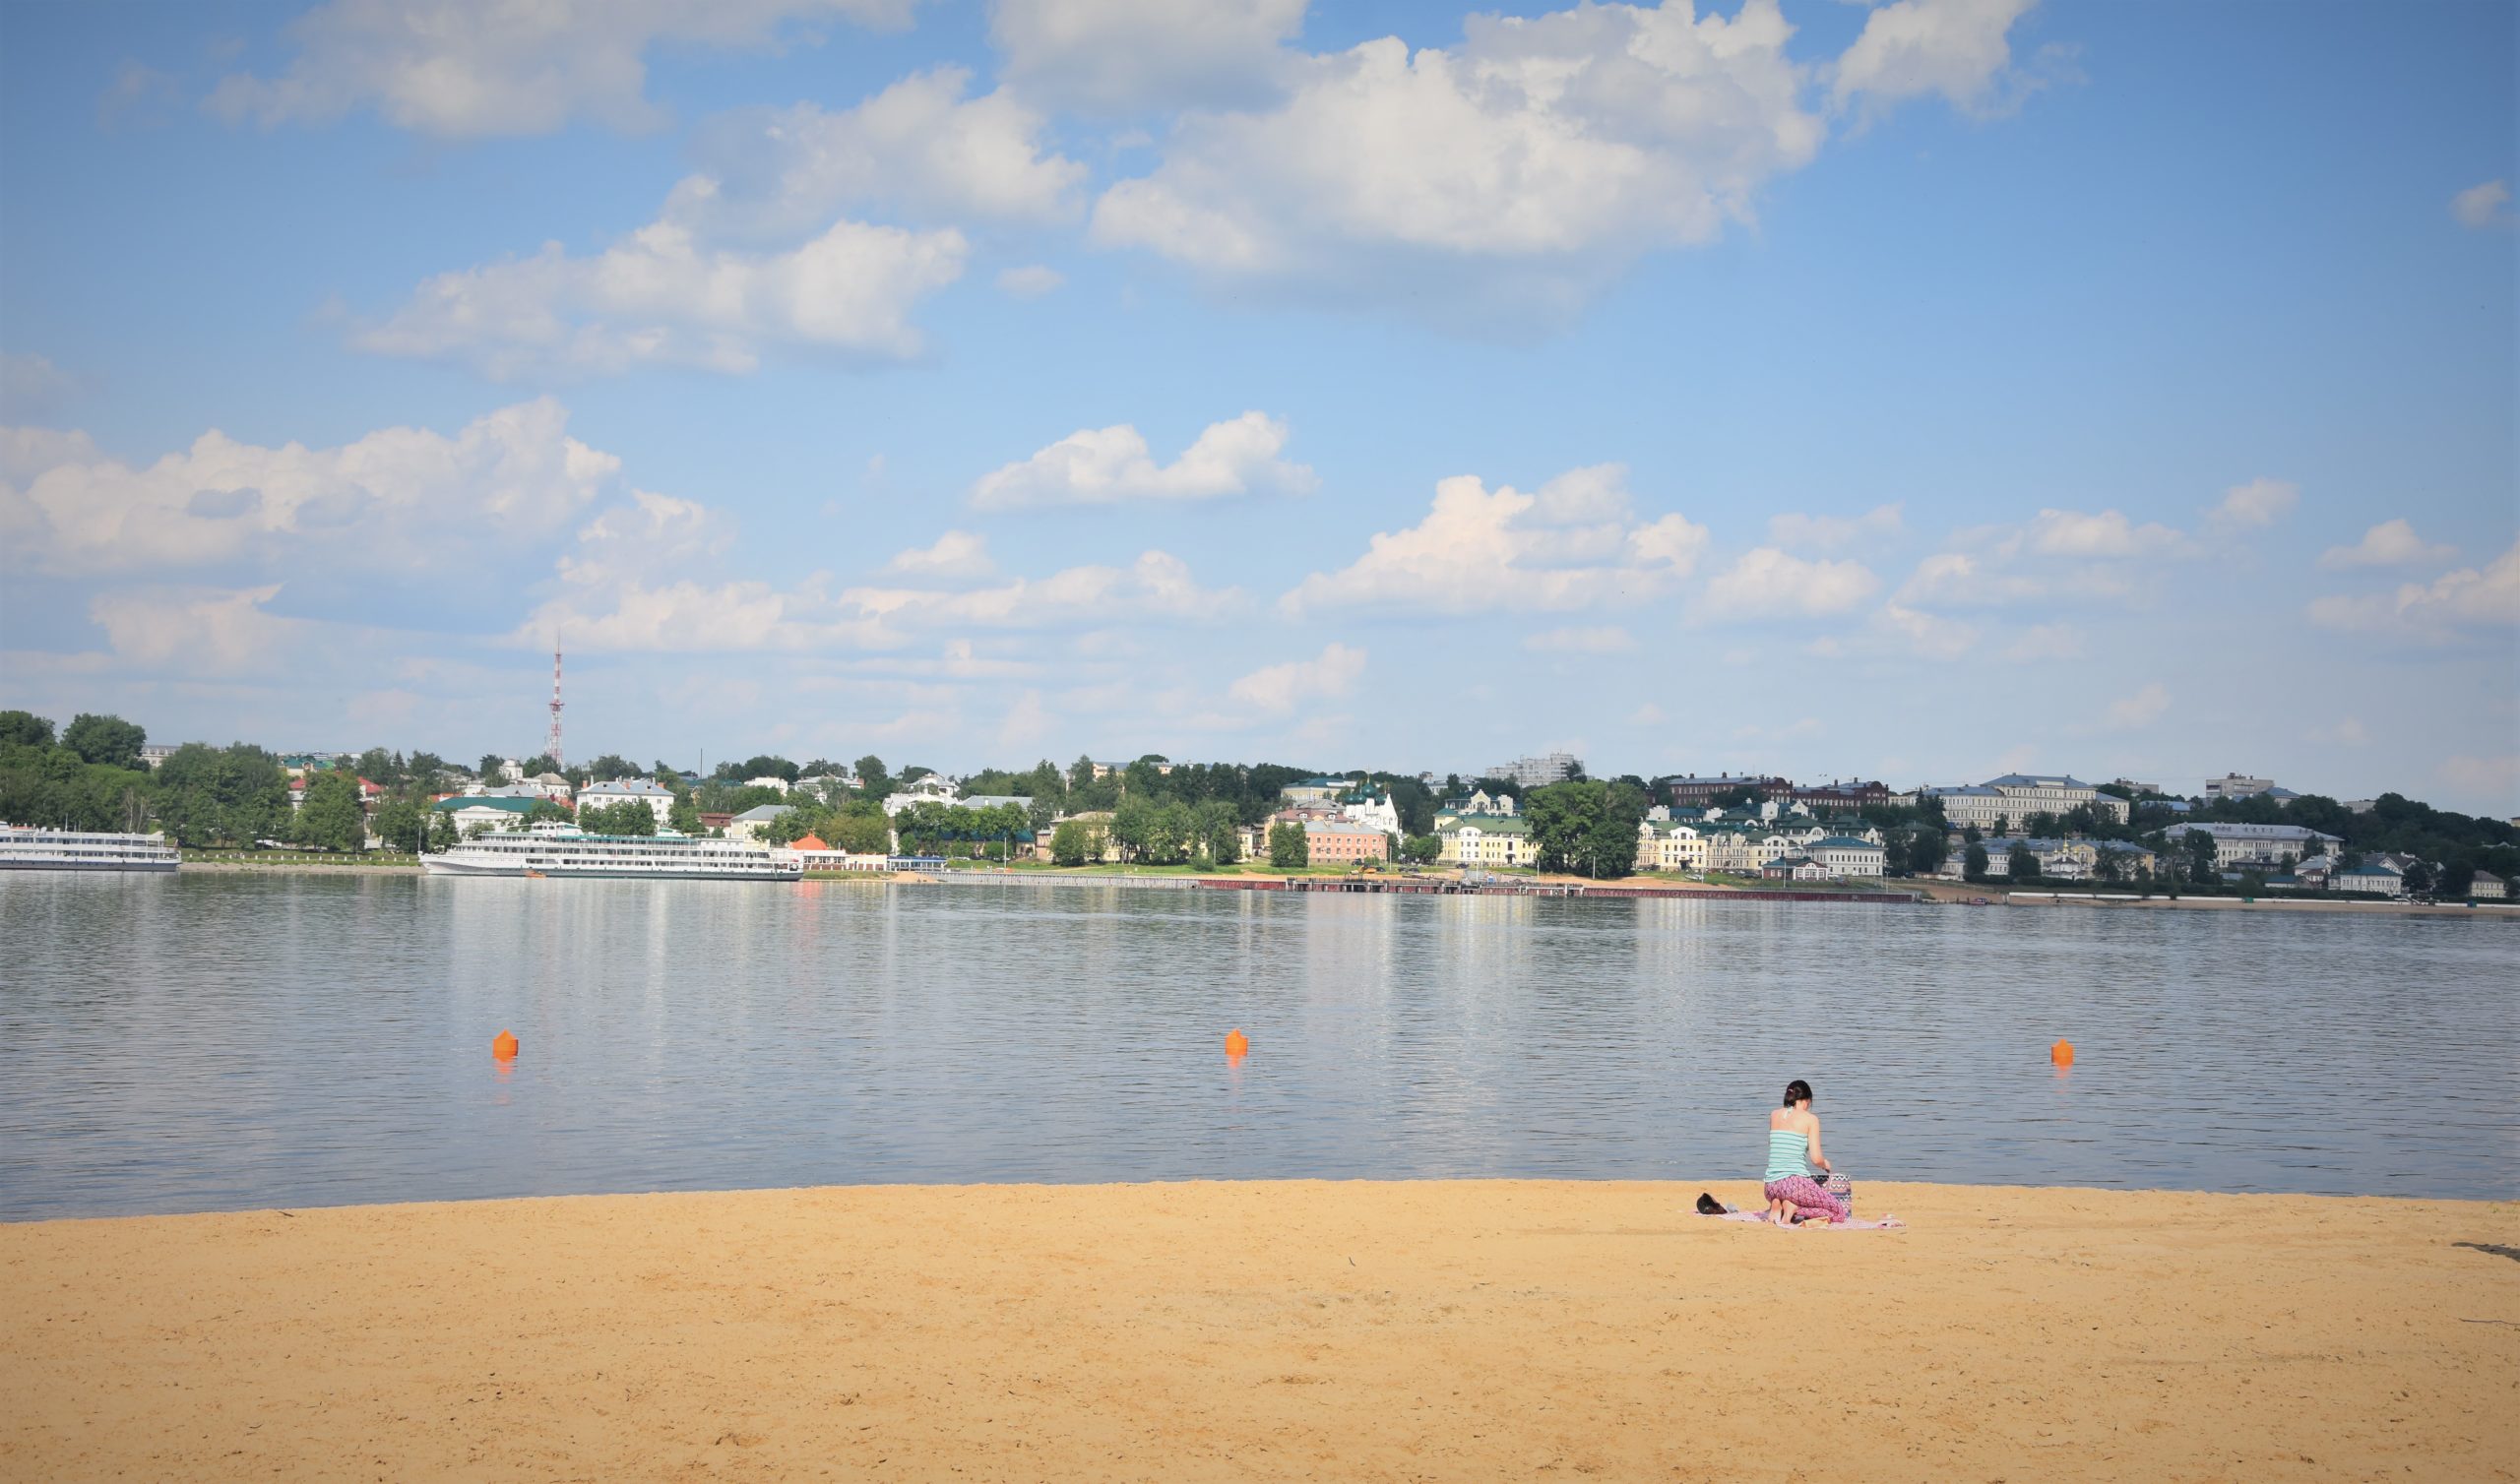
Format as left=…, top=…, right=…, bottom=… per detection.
left=1823, top=1170, right=1853, bottom=1216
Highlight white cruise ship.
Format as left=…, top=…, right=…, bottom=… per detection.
left=0, top=826, right=181, bottom=872
left=422, top=826, right=800, bottom=882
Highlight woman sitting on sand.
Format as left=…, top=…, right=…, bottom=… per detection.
left=1765, top=1080, right=1848, bottom=1227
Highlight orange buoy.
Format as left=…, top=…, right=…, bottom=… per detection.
left=1224, top=1028, right=1250, bottom=1057
left=2049, top=1038, right=2073, bottom=1067
left=492, top=1029, right=519, bottom=1060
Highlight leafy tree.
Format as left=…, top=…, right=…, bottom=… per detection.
left=1963, top=842, right=1989, bottom=882
left=1403, top=834, right=1443, bottom=864
left=477, top=753, right=507, bottom=782
left=0, top=711, right=55, bottom=748
left=1905, top=832, right=1949, bottom=877
left=734, top=754, right=799, bottom=782
left=1196, top=800, right=1241, bottom=865
left=580, top=800, right=657, bottom=836
left=293, top=773, right=367, bottom=852
left=373, top=798, right=425, bottom=853
left=2007, top=843, right=2039, bottom=882
left=855, top=755, right=893, bottom=799
left=353, top=747, right=400, bottom=784
left=2402, top=861, right=2435, bottom=897
left=151, top=743, right=290, bottom=846
left=2185, top=829, right=2218, bottom=884
left=831, top=809, right=893, bottom=855
left=668, top=788, right=702, bottom=835
left=524, top=798, right=574, bottom=828
left=583, top=753, right=638, bottom=781
left=1050, top=819, right=1094, bottom=867
left=1526, top=779, right=1646, bottom=879
left=426, top=810, right=459, bottom=852
left=1268, top=821, right=1309, bottom=869
left=519, top=754, right=559, bottom=777
left=2094, top=847, right=2126, bottom=884
left=63, top=713, right=147, bottom=771
left=2025, top=811, right=2060, bottom=839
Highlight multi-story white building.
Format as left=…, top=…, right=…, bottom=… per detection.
left=2203, top=773, right=2273, bottom=801
left=579, top=777, right=675, bottom=828
left=1483, top=753, right=1579, bottom=788
left=2152, top=821, right=2341, bottom=867
left=1920, top=773, right=2128, bottom=829
left=1805, top=836, right=1887, bottom=878
left=1341, top=792, right=1401, bottom=835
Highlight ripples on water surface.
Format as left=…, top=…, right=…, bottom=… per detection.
left=1, top=873, right=2512, bottom=1218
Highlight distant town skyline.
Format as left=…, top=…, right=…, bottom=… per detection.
left=2, top=1, right=2513, bottom=814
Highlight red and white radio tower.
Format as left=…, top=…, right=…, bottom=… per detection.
left=545, top=641, right=565, bottom=771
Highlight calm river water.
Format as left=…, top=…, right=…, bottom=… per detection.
left=2, top=873, right=2513, bottom=1219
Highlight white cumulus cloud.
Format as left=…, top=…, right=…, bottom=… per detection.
left=685, top=69, right=1087, bottom=234
left=1831, top=0, right=2042, bottom=118
left=209, top=0, right=917, bottom=139
left=971, top=411, right=1315, bottom=508
left=1091, top=1, right=1824, bottom=320
left=2452, top=179, right=2511, bottom=229
left=990, top=0, right=1306, bottom=114
left=1228, top=641, right=1367, bottom=713
left=2318, top=519, right=2458, bottom=571
left=1, top=398, right=617, bottom=575
left=1697, top=547, right=1880, bottom=620
left=842, top=550, right=1241, bottom=629
left=356, top=215, right=967, bottom=377
left=885, top=530, right=997, bottom=580
left=1281, top=464, right=1707, bottom=616
left=2306, top=539, right=2520, bottom=641
left=2203, top=476, right=2298, bottom=533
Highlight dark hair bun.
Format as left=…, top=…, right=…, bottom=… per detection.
left=1782, top=1079, right=1814, bottom=1108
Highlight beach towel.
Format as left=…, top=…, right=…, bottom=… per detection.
left=1710, top=1207, right=1905, bottom=1230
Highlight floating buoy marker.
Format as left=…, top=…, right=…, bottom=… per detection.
left=1224, top=1028, right=1250, bottom=1058
left=492, top=1029, right=519, bottom=1061
left=2049, top=1038, right=2073, bottom=1067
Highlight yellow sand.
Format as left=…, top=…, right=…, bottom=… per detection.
left=4, top=1181, right=2513, bottom=1482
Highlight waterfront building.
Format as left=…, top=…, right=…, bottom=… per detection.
left=1658, top=773, right=1791, bottom=808
left=773, top=834, right=893, bottom=872
left=1341, top=791, right=1401, bottom=835
left=881, top=774, right=962, bottom=816
left=432, top=795, right=545, bottom=836
left=2151, top=820, right=2342, bottom=868
left=1805, top=836, right=1888, bottom=878
left=2469, top=872, right=2507, bottom=899
left=1762, top=856, right=1828, bottom=881
left=1920, top=773, right=2129, bottom=829
left=1302, top=820, right=1391, bottom=865
left=579, top=777, right=675, bottom=828
left=2333, top=860, right=2405, bottom=896
left=1637, top=820, right=1708, bottom=871
left=1791, top=778, right=1891, bottom=810
left=727, top=803, right=794, bottom=842
left=1440, top=816, right=1540, bottom=869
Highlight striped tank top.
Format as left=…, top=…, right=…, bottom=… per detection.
left=1764, top=1127, right=1816, bottom=1182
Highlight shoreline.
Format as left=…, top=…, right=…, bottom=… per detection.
left=5, top=1180, right=2511, bottom=1482
left=111, top=861, right=2517, bottom=914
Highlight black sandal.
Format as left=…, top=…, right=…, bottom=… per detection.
left=1695, top=1192, right=1728, bottom=1215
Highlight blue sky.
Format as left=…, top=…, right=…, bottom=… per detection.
left=2, top=0, right=2513, bottom=809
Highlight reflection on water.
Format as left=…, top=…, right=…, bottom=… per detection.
left=1, top=872, right=2513, bottom=1219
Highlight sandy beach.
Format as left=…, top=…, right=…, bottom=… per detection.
left=4, top=1181, right=2512, bottom=1482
